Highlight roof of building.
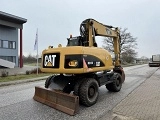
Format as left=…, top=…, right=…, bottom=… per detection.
left=0, top=11, right=27, bottom=24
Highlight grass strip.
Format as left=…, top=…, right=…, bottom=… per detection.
left=0, top=73, right=52, bottom=82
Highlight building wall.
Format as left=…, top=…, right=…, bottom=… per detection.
left=0, top=25, right=18, bottom=67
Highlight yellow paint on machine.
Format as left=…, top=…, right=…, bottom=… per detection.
left=41, top=46, right=114, bottom=74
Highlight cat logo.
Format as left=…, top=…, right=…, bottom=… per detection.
left=44, top=54, right=56, bottom=67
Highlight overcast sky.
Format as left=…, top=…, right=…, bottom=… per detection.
left=1, top=0, right=160, bottom=58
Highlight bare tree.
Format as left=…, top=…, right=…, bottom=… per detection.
left=103, top=28, right=137, bottom=53
left=121, top=48, right=137, bottom=63
left=102, top=28, right=138, bottom=63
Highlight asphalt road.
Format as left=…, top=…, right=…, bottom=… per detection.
left=0, top=64, right=158, bottom=120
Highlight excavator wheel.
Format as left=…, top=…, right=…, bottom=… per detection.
left=113, top=67, right=125, bottom=83
left=79, top=78, right=99, bottom=107
left=73, top=79, right=84, bottom=96
left=45, top=75, right=55, bottom=88
left=106, top=73, right=122, bottom=92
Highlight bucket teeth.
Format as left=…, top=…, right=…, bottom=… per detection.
left=33, top=86, right=79, bottom=115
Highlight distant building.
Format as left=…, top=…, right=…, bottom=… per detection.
left=0, top=11, right=27, bottom=68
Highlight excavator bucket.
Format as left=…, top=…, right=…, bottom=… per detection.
left=33, top=86, right=79, bottom=115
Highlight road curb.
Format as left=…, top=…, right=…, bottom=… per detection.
left=0, top=76, right=49, bottom=87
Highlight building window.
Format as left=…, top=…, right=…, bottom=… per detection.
left=0, top=40, right=16, bottom=49
left=8, top=41, right=16, bottom=49
left=8, top=41, right=12, bottom=48
left=3, top=40, right=8, bottom=48
left=0, top=56, right=16, bottom=63
left=13, top=42, right=16, bottom=49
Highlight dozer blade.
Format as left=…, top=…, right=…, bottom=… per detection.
left=33, top=86, right=79, bottom=115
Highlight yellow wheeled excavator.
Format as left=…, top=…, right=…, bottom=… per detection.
left=33, top=18, right=125, bottom=115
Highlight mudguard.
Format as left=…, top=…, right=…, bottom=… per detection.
left=113, top=66, right=125, bottom=83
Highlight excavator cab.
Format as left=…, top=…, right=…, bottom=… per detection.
left=67, top=36, right=84, bottom=46
left=67, top=36, right=97, bottom=47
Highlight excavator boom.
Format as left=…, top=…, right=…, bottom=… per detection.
left=80, top=19, right=121, bottom=67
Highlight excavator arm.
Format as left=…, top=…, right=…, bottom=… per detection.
left=80, top=19, right=121, bottom=67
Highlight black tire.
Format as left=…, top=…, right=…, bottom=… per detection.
left=106, top=73, right=122, bottom=92
left=73, top=79, right=84, bottom=96
left=45, top=75, right=55, bottom=88
left=79, top=78, right=99, bottom=107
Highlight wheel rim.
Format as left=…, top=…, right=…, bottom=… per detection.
left=88, top=84, right=98, bottom=99
left=88, top=86, right=95, bottom=98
